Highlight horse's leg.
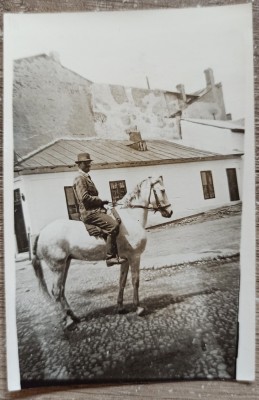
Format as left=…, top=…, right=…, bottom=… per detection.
left=51, top=257, right=80, bottom=328
left=130, top=255, right=145, bottom=316
left=117, top=260, right=129, bottom=313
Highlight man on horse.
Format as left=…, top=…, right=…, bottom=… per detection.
left=73, top=153, right=127, bottom=267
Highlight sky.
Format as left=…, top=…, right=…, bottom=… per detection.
left=5, top=4, right=253, bottom=120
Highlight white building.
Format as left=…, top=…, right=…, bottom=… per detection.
left=14, top=134, right=242, bottom=254
left=179, top=118, right=245, bottom=154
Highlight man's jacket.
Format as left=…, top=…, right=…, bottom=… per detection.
left=73, top=170, right=105, bottom=222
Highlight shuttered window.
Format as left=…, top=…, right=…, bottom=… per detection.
left=64, top=186, right=80, bottom=220
left=200, top=171, right=215, bottom=199
left=109, top=180, right=127, bottom=205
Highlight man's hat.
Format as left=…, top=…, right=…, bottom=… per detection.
left=75, top=153, right=93, bottom=164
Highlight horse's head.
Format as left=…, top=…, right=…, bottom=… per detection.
left=149, top=176, right=173, bottom=218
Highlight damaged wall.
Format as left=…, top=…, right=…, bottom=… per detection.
left=91, top=83, right=180, bottom=140
left=13, top=54, right=95, bottom=157
left=13, top=55, right=228, bottom=158
left=183, top=84, right=227, bottom=120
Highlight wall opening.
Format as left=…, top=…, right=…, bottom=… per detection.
left=64, top=186, right=80, bottom=220
left=200, top=171, right=215, bottom=199
left=109, top=180, right=127, bottom=205
left=14, top=188, right=29, bottom=253
left=226, top=168, right=240, bottom=201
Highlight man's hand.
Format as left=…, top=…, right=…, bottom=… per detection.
left=102, top=200, right=110, bottom=205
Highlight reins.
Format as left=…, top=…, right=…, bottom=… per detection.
left=113, top=185, right=171, bottom=213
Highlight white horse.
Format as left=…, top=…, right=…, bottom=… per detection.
left=32, top=176, right=173, bottom=328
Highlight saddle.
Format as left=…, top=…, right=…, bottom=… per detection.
left=84, top=208, right=121, bottom=239
left=72, top=187, right=121, bottom=239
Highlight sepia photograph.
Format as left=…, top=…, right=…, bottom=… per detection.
left=4, top=4, right=255, bottom=390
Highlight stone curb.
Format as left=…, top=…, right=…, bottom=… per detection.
left=140, top=251, right=240, bottom=270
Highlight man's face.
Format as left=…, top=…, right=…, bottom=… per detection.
left=79, top=161, right=91, bottom=173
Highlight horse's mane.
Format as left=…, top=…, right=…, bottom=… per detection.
left=120, top=178, right=148, bottom=207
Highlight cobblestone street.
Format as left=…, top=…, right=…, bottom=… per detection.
left=16, top=206, right=241, bottom=386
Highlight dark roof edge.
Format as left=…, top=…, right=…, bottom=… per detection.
left=15, top=154, right=243, bottom=176
left=181, top=118, right=245, bottom=131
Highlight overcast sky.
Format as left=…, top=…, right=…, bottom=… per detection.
left=5, top=4, right=252, bottom=120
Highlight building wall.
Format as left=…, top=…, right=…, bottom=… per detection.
left=13, top=54, right=95, bottom=157
left=183, top=85, right=227, bottom=120
left=91, top=83, right=180, bottom=140
left=180, top=120, right=244, bottom=154
left=13, top=55, right=229, bottom=158
left=14, top=158, right=242, bottom=244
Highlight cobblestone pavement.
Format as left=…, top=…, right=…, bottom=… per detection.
left=16, top=206, right=240, bottom=386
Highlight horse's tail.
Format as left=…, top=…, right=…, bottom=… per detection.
left=31, top=234, right=51, bottom=299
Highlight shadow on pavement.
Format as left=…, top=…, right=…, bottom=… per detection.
left=76, top=286, right=220, bottom=323
left=141, top=287, right=220, bottom=315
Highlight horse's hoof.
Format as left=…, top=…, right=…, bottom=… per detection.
left=64, top=317, right=78, bottom=331
left=117, top=306, right=128, bottom=314
left=136, top=306, right=145, bottom=316
left=67, top=310, right=81, bottom=323
left=72, top=315, right=81, bottom=323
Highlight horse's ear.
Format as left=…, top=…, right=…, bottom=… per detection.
left=159, top=175, right=163, bottom=181
left=149, top=176, right=156, bottom=186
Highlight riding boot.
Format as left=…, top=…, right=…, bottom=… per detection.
left=106, top=233, right=127, bottom=267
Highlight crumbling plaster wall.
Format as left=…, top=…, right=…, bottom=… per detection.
left=91, top=83, right=181, bottom=140
left=13, top=55, right=95, bottom=157
left=13, top=55, right=228, bottom=159
left=183, top=84, right=227, bottom=120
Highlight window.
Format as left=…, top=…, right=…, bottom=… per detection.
left=109, top=180, right=127, bottom=205
left=200, top=171, right=215, bottom=199
left=64, top=186, right=80, bottom=220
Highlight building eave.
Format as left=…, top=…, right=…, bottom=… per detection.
left=14, top=154, right=243, bottom=176
left=181, top=118, right=245, bottom=132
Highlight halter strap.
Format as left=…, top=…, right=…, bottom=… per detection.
left=127, top=203, right=172, bottom=212
left=117, top=186, right=171, bottom=213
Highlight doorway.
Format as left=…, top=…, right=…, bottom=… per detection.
left=226, top=168, right=240, bottom=201
left=14, top=189, right=29, bottom=253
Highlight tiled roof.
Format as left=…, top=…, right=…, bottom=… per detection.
left=15, top=138, right=241, bottom=173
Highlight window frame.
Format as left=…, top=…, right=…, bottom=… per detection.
left=200, top=170, right=215, bottom=200
left=64, top=186, right=80, bottom=220
left=109, top=180, right=127, bottom=205
left=226, top=168, right=240, bottom=201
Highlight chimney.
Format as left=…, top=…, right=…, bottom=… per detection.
left=127, top=127, right=142, bottom=142
left=126, top=128, right=148, bottom=151
left=226, top=113, right=232, bottom=120
left=204, top=68, right=215, bottom=87
left=176, top=84, right=187, bottom=102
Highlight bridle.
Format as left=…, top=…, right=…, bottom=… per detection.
left=151, top=186, right=172, bottom=213
left=118, top=182, right=172, bottom=213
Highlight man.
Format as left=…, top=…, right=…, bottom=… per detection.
left=73, top=153, right=127, bottom=267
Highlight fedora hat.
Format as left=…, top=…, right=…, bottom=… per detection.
left=75, top=153, right=93, bottom=164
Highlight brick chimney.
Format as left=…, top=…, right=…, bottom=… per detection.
left=127, top=127, right=142, bottom=142
left=176, top=84, right=187, bottom=102
left=204, top=68, right=215, bottom=87
left=126, top=128, right=148, bottom=151
left=226, top=113, right=232, bottom=120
